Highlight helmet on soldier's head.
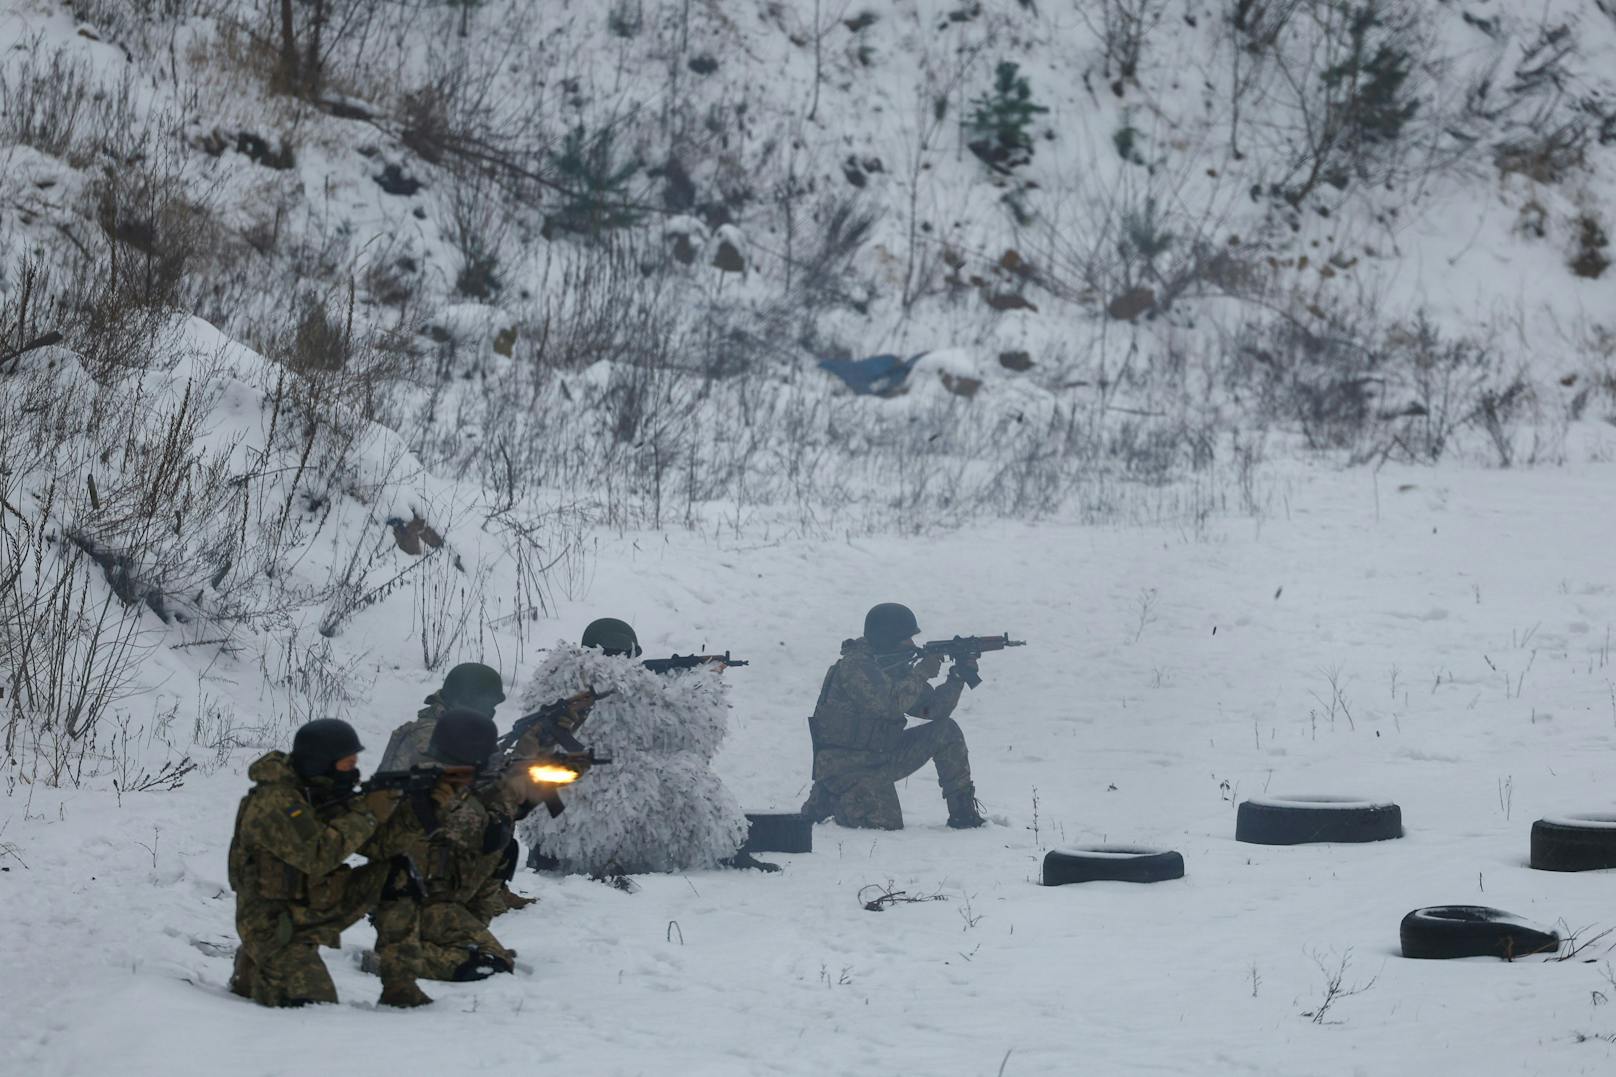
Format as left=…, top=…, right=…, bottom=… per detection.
left=581, top=617, right=642, bottom=658
left=440, top=662, right=506, bottom=717
left=425, top=708, right=498, bottom=768
left=291, top=718, right=364, bottom=779
left=864, top=603, right=921, bottom=652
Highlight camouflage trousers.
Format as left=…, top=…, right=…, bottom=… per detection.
left=416, top=899, right=513, bottom=981
left=231, top=862, right=421, bottom=1007
left=807, top=717, right=974, bottom=830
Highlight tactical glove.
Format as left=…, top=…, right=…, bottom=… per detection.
left=429, top=776, right=462, bottom=809
left=362, top=789, right=403, bottom=823
left=915, top=652, right=944, bottom=679
left=949, top=656, right=980, bottom=683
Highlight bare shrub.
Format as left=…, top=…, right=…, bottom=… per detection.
left=414, top=546, right=487, bottom=671
left=522, top=231, right=683, bottom=373
left=1228, top=306, right=1529, bottom=463
left=1374, top=314, right=1509, bottom=462
left=257, top=627, right=372, bottom=734
left=1263, top=0, right=1436, bottom=206
left=1463, top=19, right=1592, bottom=185
left=1080, top=0, right=1170, bottom=94
left=1571, top=213, right=1611, bottom=280
left=264, top=0, right=396, bottom=98
left=0, top=495, right=149, bottom=787
left=447, top=172, right=507, bottom=299
left=0, top=39, right=97, bottom=163
left=1301, top=947, right=1377, bottom=1024
left=396, top=33, right=555, bottom=202
left=1038, top=169, right=1261, bottom=318
left=1228, top=308, right=1381, bottom=450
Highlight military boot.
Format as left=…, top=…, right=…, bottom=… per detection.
left=720, top=850, right=782, bottom=873
left=378, top=980, right=434, bottom=1008
left=451, top=946, right=515, bottom=982
left=500, top=885, right=538, bottom=912
left=945, top=785, right=986, bottom=829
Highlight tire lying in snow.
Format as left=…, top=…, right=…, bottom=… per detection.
left=1235, top=795, right=1402, bottom=845
left=1400, top=906, right=1560, bottom=960
left=742, top=812, right=812, bottom=854
left=1042, top=846, right=1184, bottom=886
left=1530, top=814, right=1616, bottom=872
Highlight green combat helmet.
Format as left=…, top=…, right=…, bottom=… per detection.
left=426, top=708, right=499, bottom=768
left=291, top=718, right=364, bottom=779
left=581, top=617, right=641, bottom=658
left=863, top=603, right=921, bottom=653
left=440, top=662, right=506, bottom=719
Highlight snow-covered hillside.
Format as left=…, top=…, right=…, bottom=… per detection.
left=4, top=0, right=1615, bottom=488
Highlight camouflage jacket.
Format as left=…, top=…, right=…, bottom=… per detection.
left=366, top=780, right=513, bottom=906
left=809, top=637, right=964, bottom=755
left=227, top=751, right=381, bottom=911
left=378, top=694, right=513, bottom=773
left=376, top=696, right=446, bottom=772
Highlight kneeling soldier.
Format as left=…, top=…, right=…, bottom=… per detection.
left=802, top=603, right=986, bottom=830
left=372, top=708, right=525, bottom=982
left=379, top=662, right=537, bottom=915
left=228, top=718, right=430, bottom=1008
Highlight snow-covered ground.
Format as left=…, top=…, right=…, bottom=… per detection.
left=7, top=456, right=1616, bottom=1076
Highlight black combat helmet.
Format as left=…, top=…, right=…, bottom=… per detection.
left=440, top=662, right=506, bottom=718
left=426, top=708, right=499, bottom=768
left=581, top=617, right=641, bottom=658
left=291, top=718, right=364, bottom=780
left=864, top=603, right=921, bottom=652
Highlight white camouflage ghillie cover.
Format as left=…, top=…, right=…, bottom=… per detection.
left=516, top=643, right=748, bottom=875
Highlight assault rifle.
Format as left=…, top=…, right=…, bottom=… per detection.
left=497, top=687, right=614, bottom=817
left=497, top=687, right=612, bottom=755
left=359, top=765, right=446, bottom=833
left=642, top=651, right=748, bottom=674
left=915, top=633, right=1026, bottom=689
left=361, top=766, right=443, bottom=796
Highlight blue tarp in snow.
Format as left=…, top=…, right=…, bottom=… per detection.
left=817, top=353, right=926, bottom=397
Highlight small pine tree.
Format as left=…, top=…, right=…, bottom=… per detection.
left=550, top=123, right=642, bottom=237
left=967, top=61, right=1050, bottom=172
left=1288, top=0, right=1421, bottom=202
left=1323, top=3, right=1418, bottom=152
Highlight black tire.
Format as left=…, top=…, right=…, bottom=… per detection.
left=1530, top=815, right=1616, bottom=871
left=1399, top=906, right=1560, bottom=960
left=743, top=812, right=813, bottom=854
left=1042, top=846, right=1185, bottom=886
left=1235, top=796, right=1402, bottom=845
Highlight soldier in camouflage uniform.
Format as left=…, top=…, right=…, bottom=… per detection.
left=227, top=718, right=431, bottom=1008
left=367, top=709, right=528, bottom=982
left=801, top=603, right=987, bottom=830
left=379, top=662, right=507, bottom=771
left=378, top=662, right=537, bottom=914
